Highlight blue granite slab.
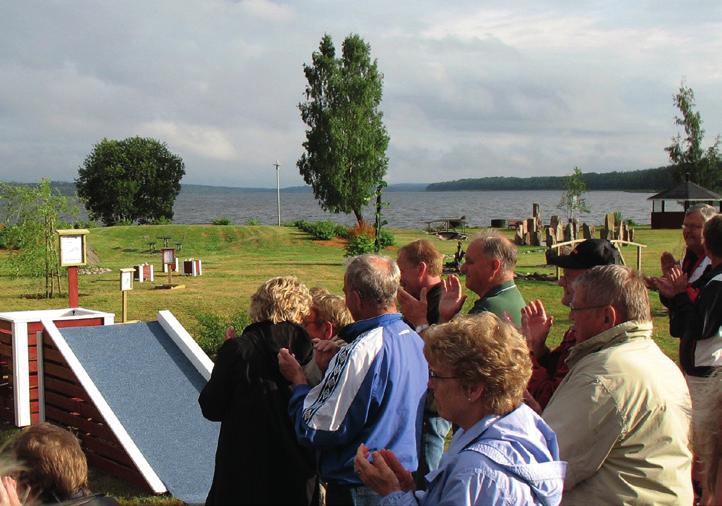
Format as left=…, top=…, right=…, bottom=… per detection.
left=57, top=321, right=218, bottom=505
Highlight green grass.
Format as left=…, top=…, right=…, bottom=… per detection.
left=0, top=223, right=685, bottom=503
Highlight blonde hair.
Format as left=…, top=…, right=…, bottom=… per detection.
left=424, top=313, right=531, bottom=415
left=312, top=292, right=354, bottom=330
left=574, top=265, right=651, bottom=323
left=398, top=240, right=444, bottom=277
left=13, top=422, right=89, bottom=502
left=249, top=276, right=311, bottom=325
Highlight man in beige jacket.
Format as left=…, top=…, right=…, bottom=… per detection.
left=543, top=265, right=693, bottom=505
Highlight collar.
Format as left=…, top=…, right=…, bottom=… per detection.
left=566, top=320, right=653, bottom=368
left=481, top=279, right=517, bottom=299
left=339, top=312, right=402, bottom=341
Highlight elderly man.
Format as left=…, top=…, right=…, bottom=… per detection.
left=279, top=255, right=428, bottom=506
left=543, top=265, right=693, bottom=505
left=439, top=232, right=526, bottom=326
left=523, top=239, right=621, bottom=409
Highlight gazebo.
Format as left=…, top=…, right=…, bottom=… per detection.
left=648, top=178, right=722, bottom=229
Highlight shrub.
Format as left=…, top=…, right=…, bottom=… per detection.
left=245, top=218, right=260, bottom=226
left=293, top=219, right=347, bottom=240
left=194, top=310, right=252, bottom=360
left=212, top=217, right=231, bottom=225
left=376, top=229, right=396, bottom=248
left=345, top=233, right=375, bottom=256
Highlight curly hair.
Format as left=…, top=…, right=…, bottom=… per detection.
left=312, top=292, right=354, bottom=330
left=249, top=276, right=312, bottom=325
left=424, top=312, right=531, bottom=415
left=13, top=422, right=89, bottom=502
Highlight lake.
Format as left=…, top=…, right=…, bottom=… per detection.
left=172, top=188, right=656, bottom=229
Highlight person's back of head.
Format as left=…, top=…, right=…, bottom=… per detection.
left=704, top=214, right=722, bottom=259
left=13, top=422, right=89, bottom=503
left=475, top=232, right=517, bottom=275
left=312, top=292, right=354, bottom=334
left=574, top=264, right=651, bottom=323
left=249, top=276, right=312, bottom=325
left=687, top=203, right=717, bottom=221
left=345, top=255, right=400, bottom=314
left=398, top=240, right=444, bottom=278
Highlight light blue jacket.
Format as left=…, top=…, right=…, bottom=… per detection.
left=288, top=313, right=428, bottom=486
left=382, top=404, right=566, bottom=506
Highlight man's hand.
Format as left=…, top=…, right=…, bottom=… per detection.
left=0, top=476, right=21, bottom=506
left=656, top=266, right=688, bottom=299
left=313, top=338, right=340, bottom=372
left=278, top=348, right=308, bottom=386
left=521, top=299, right=553, bottom=358
left=660, top=251, right=677, bottom=277
left=439, top=275, right=466, bottom=323
left=397, top=287, right=429, bottom=328
left=354, top=444, right=412, bottom=497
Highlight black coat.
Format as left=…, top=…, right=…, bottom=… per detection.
left=199, top=321, right=316, bottom=505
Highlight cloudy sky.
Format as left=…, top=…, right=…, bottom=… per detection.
left=2, top=1, right=721, bottom=188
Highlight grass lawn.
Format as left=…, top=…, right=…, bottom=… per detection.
left=0, top=223, right=685, bottom=504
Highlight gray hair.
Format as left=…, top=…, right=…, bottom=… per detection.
left=574, top=265, right=651, bottom=323
left=472, top=232, right=517, bottom=273
left=345, top=255, right=400, bottom=310
left=687, top=204, right=717, bottom=221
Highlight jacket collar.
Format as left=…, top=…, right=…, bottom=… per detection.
left=339, top=312, right=402, bottom=342
left=566, top=320, right=653, bottom=368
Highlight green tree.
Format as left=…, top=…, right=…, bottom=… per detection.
left=557, top=167, right=590, bottom=222
left=0, top=179, right=75, bottom=297
left=76, top=137, right=185, bottom=225
left=298, top=34, right=390, bottom=225
left=665, top=83, right=721, bottom=188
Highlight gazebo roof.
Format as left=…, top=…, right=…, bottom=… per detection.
left=647, top=180, right=721, bottom=201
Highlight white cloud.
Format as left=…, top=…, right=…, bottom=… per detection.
left=139, top=121, right=238, bottom=161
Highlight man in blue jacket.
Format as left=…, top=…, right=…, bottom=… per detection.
left=279, top=255, right=428, bottom=506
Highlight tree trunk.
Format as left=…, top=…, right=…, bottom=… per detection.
left=353, top=209, right=365, bottom=226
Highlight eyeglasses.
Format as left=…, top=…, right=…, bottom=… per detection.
left=428, top=369, right=459, bottom=381
left=569, top=303, right=609, bottom=313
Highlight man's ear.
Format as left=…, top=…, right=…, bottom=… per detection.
left=418, top=261, right=428, bottom=278
left=490, top=258, right=502, bottom=278
left=603, top=305, right=618, bottom=327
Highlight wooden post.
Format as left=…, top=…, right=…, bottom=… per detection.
left=121, top=291, right=128, bottom=323
left=68, top=266, right=79, bottom=308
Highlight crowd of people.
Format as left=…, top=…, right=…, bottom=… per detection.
left=2, top=213, right=721, bottom=506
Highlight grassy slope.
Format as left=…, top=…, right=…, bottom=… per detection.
left=0, top=224, right=683, bottom=503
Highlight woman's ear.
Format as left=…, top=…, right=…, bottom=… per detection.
left=466, top=383, right=484, bottom=403
left=322, top=321, right=334, bottom=340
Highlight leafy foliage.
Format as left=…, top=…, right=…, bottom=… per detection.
left=76, top=137, right=185, bottom=225
left=212, top=217, right=231, bottom=225
left=0, top=179, right=76, bottom=297
left=293, top=220, right=348, bottom=240
left=557, top=167, right=590, bottom=222
left=194, top=310, right=251, bottom=360
left=344, top=233, right=375, bottom=257
left=298, top=34, right=390, bottom=224
left=665, top=82, right=721, bottom=189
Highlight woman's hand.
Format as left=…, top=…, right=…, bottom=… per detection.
left=521, top=299, right=553, bottom=358
left=439, top=275, right=466, bottom=323
left=313, top=339, right=340, bottom=372
left=278, top=348, right=307, bottom=386
left=355, top=444, right=414, bottom=496
left=0, top=476, right=21, bottom=506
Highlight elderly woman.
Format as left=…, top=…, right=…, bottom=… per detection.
left=355, top=313, right=565, bottom=506
left=199, top=276, right=316, bottom=506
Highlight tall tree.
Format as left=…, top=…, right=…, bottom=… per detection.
left=557, top=167, right=590, bottom=222
left=298, top=34, right=389, bottom=224
left=76, top=137, right=185, bottom=225
left=665, top=83, right=721, bottom=188
left=0, top=179, right=75, bottom=297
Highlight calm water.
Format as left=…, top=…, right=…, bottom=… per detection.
left=172, top=189, right=655, bottom=229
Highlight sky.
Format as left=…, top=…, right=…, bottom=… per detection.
left=1, top=1, right=721, bottom=188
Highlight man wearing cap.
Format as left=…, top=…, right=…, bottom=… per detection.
left=522, top=239, right=621, bottom=409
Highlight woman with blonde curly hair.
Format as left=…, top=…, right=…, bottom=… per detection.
left=355, top=312, right=566, bottom=505
left=199, top=276, right=316, bottom=505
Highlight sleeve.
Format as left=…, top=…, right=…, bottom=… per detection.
left=528, top=329, right=575, bottom=409
left=695, top=282, right=722, bottom=341
left=381, top=467, right=501, bottom=506
left=668, top=292, right=695, bottom=338
left=198, top=338, right=244, bottom=421
left=542, top=373, right=624, bottom=489
left=287, top=340, right=387, bottom=448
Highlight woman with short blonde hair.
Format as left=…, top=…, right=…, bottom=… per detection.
left=200, top=276, right=316, bottom=505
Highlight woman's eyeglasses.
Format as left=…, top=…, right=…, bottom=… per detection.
left=428, top=369, right=459, bottom=381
